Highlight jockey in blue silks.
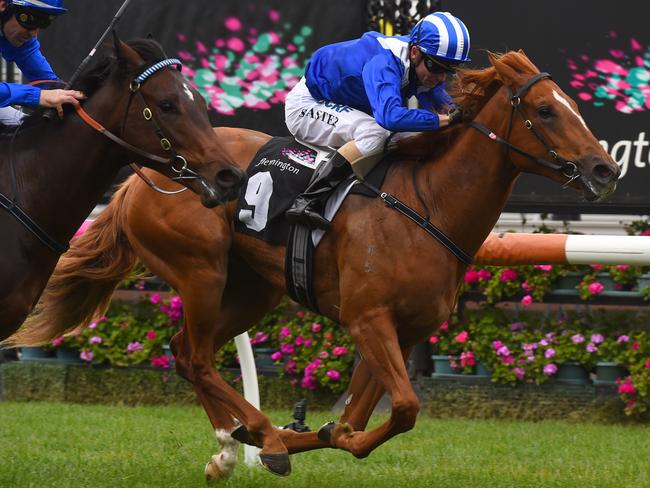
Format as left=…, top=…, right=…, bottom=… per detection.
left=285, top=11, right=471, bottom=229
left=0, top=0, right=84, bottom=124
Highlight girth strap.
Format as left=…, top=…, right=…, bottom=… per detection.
left=0, top=191, right=68, bottom=254
left=359, top=180, right=473, bottom=265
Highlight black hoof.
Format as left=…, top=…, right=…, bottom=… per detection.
left=259, top=452, right=291, bottom=476
left=317, top=421, right=336, bottom=443
left=230, top=425, right=256, bottom=446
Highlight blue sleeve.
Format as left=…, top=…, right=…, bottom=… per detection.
left=0, top=38, right=58, bottom=107
left=417, top=82, right=454, bottom=113
left=362, top=53, right=440, bottom=132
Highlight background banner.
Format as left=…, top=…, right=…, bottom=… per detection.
left=39, top=0, right=648, bottom=213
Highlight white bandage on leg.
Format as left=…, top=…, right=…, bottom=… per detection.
left=0, top=106, right=25, bottom=126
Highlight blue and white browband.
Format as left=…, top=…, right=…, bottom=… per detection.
left=134, top=58, right=183, bottom=84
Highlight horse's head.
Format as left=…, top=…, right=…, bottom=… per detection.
left=78, top=33, right=245, bottom=207
left=468, top=51, right=620, bottom=201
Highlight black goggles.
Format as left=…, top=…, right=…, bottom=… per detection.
left=15, top=10, right=55, bottom=30
left=422, top=54, right=459, bottom=75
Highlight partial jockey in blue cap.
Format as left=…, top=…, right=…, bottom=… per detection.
left=0, top=0, right=84, bottom=124
left=285, top=11, right=471, bottom=229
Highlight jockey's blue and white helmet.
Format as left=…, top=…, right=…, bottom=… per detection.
left=8, top=0, right=67, bottom=15
left=409, top=12, right=471, bottom=63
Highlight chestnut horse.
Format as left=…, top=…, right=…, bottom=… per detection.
left=7, top=51, right=619, bottom=480
left=0, top=35, right=244, bottom=341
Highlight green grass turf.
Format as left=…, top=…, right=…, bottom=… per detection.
left=0, top=402, right=648, bottom=487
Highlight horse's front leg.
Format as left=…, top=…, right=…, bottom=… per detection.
left=320, top=308, right=419, bottom=458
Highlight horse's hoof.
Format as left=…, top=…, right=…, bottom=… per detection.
left=205, top=453, right=235, bottom=484
left=259, top=452, right=291, bottom=476
left=317, top=421, right=336, bottom=443
left=230, top=425, right=255, bottom=446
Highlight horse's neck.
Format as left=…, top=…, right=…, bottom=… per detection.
left=3, top=97, right=126, bottom=245
left=415, top=91, right=519, bottom=256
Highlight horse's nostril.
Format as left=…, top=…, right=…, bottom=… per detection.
left=216, top=168, right=243, bottom=189
left=594, top=164, right=615, bottom=181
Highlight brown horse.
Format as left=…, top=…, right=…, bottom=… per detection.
left=0, top=35, right=244, bottom=341
left=7, top=51, right=619, bottom=480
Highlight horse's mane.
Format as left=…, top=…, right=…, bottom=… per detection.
left=394, top=50, right=540, bottom=159
left=0, top=38, right=168, bottom=135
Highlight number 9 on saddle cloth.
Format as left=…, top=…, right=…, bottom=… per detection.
left=235, top=136, right=387, bottom=246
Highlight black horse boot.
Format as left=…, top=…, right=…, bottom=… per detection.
left=286, top=151, right=352, bottom=230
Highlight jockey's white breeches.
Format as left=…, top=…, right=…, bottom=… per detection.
left=285, top=78, right=391, bottom=157
left=0, top=106, right=25, bottom=126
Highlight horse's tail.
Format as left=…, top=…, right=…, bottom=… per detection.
left=3, top=178, right=140, bottom=347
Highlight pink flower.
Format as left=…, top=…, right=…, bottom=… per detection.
left=295, top=311, right=305, bottom=319
left=464, top=270, right=479, bottom=284
left=146, top=330, right=156, bottom=341
left=439, top=321, right=449, bottom=331
left=271, top=351, right=282, bottom=361
left=543, top=363, right=558, bottom=375
left=520, top=295, right=533, bottom=307
left=492, top=340, right=504, bottom=350
left=429, top=336, right=439, bottom=344
left=500, top=268, right=518, bottom=282
left=51, top=336, right=65, bottom=347
left=641, top=230, right=650, bottom=236
left=304, top=338, right=313, bottom=347
left=501, top=356, right=514, bottom=364
left=149, top=293, right=161, bottom=305
left=617, top=335, right=629, bottom=343
left=80, top=349, right=94, bottom=362
left=513, top=367, right=525, bottom=380
left=87, top=321, right=98, bottom=330
left=311, top=322, right=322, bottom=333
left=280, top=343, right=294, bottom=355
left=285, top=360, right=297, bottom=374
left=127, top=341, right=143, bottom=353
left=522, top=280, right=534, bottom=293
left=544, top=348, right=556, bottom=359
left=496, top=345, right=511, bottom=356
left=632, top=341, right=640, bottom=350
left=590, top=264, right=604, bottom=270
left=454, top=331, right=469, bottom=343
left=151, top=355, right=171, bottom=369
left=294, top=335, right=304, bottom=346
left=571, top=334, right=585, bottom=344
left=300, top=375, right=317, bottom=390
left=477, top=269, right=492, bottom=281
left=460, top=351, right=475, bottom=367
left=332, top=346, right=349, bottom=356
left=534, top=264, right=553, bottom=272
left=590, top=334, right=604, bottom=344
left=326, top=370, right=341, bottom=381
left=644, top=359, right=650, bottom=369
left=586, top=343, right=598, bottom=353
left=588, top=282, right=605, bottom=295
left=170, top=296, right=183, bottom=310
left=618, top=379, right=637, bottom=395
left=318, top=351, right=329, bottom=359
left=616, top=264, right=629, bottom=271
left=279, top=327, right=292, bottom=339
left=89, top=335, right=102, bottom=345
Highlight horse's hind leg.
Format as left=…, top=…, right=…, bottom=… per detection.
left=177, top=259, right=290, bottom=476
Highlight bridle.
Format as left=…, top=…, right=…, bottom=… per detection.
left=75, top=57, right=196, bottom=194
left=467, top=72, right=581, bottom=186
left=1, top=58, right=197, bottom=254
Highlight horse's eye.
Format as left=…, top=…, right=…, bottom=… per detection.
left=538, top=106, right=553, bottom=119
left=159, top=101, right=176, bottom=113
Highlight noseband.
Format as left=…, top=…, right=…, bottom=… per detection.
left=75, top=58, right=199, bottom=193
left=468, top=72, right=580, bottom=185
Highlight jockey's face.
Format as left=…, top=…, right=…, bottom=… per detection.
left=410, top=46, right=445, bottom=89
left=2, top=13, right=39, bottom=47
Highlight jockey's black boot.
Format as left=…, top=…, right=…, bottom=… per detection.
left=285, top=151, right=352, bottom=230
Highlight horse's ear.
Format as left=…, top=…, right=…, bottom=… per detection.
left=488, top=51, right=521, bottom=88
left=112, top=30, right=144, bottom=71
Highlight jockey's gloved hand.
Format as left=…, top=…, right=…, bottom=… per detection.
left=448, top=107, right=465, bottom=125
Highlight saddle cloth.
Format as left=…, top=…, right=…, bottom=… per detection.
left=234, top=136, right=387, bottom=246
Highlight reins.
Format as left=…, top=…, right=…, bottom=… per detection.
left=0, top=58, right=194, bottom=254
left=468, top=72, right=580, bottom=184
